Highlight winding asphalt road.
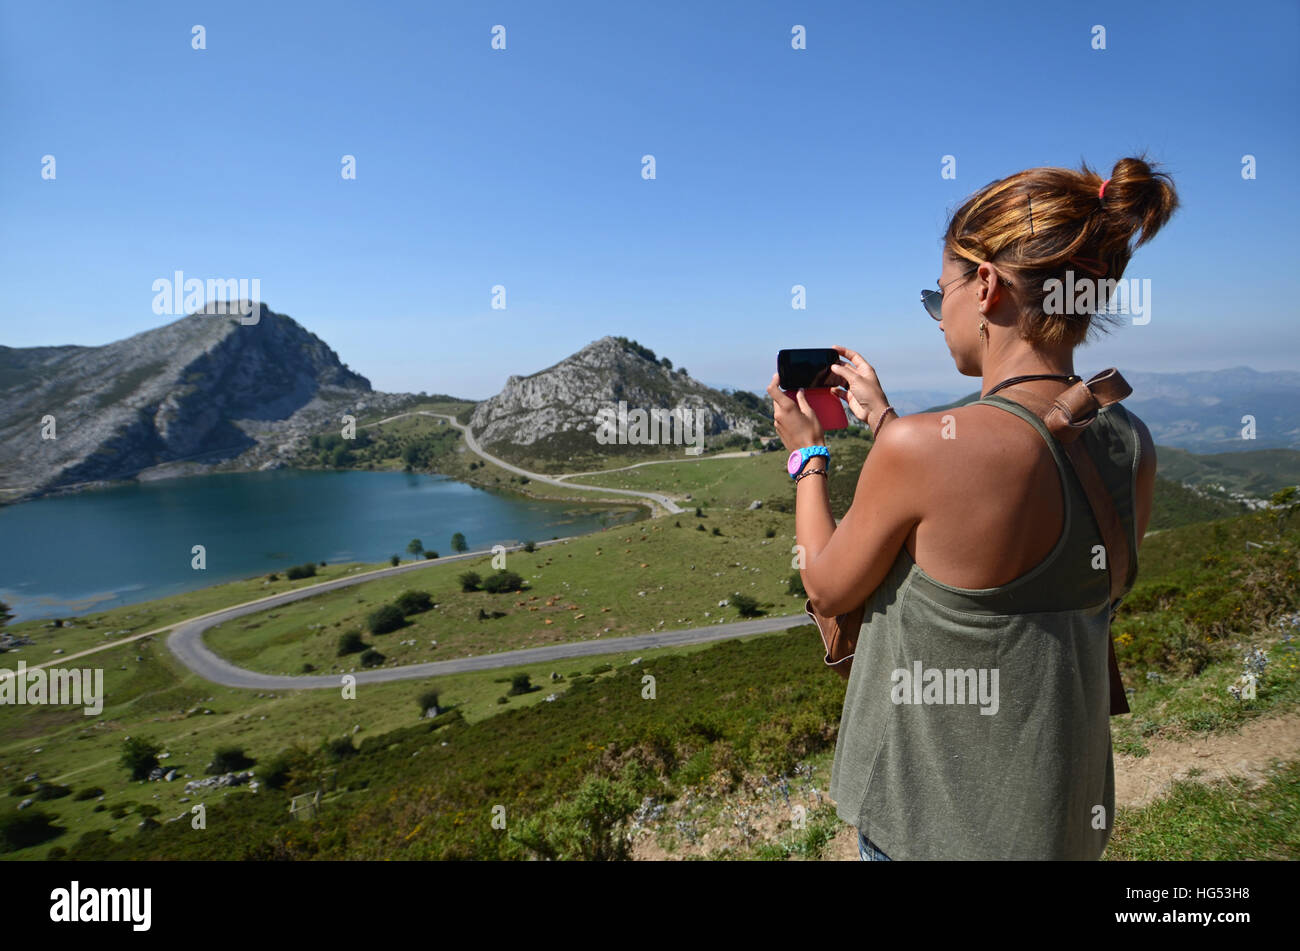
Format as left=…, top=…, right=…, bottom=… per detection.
left=379, top=412, right=685, bottom=515
left=13, top=415, right=804, bottom=690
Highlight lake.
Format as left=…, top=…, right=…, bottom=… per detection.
left=0, top=469, right=639, bottom=622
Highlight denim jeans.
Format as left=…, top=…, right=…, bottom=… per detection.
left=858, top=830, right=892, bottom=861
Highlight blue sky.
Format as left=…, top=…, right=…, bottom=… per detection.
left=1, top=0, right=1296, bottom=398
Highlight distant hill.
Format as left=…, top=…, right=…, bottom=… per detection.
left=921, top=367, right=1300, bottom=453
left=0, top=303, right=409, bottom=501
left=467, top=336, right=771, bottom=466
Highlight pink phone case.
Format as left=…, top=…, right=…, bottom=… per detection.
left=785, top=388, right=848, bottom=430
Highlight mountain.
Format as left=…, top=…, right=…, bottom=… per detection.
left=467, top=336, right=769, bottom=464
left=919, top=367, right=1300, bottom=454
left=0, top=303, right=408, bottom=502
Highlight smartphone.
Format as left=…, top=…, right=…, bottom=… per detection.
left=776, top=348, right=848, bottom=430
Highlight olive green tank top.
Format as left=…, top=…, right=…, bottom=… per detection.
left=828, top=394, right=1142, bottom=860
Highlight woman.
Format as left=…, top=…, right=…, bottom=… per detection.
left=766, top=156, right=1178, bottom=860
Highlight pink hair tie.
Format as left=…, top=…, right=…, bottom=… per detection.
left=1098, top=178, right=1111, bottom=199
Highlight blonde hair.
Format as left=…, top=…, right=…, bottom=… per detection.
left=943, top=154, right=1180, bottom=347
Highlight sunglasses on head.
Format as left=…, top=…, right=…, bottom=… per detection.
left=920, top=266, right=1013, bottom=321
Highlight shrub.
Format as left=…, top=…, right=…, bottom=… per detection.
left=260, top=750, right=305, bottom=790
left=266, top=573, right=280, bottom=582
left=510, top=773, right=641, bottom=861
left=424, top=550, right=438, bottom=559
left=206, top=746, right=255, bottom=775
left=0, top=811, right=61, bottom=853
left=695, top=507, right=704, bottom=517
left=120, top=736, right=161, bottom=781
left=765, top=527, right=777, bottom=538
left=367, top=604, right=405, bottom=635
left=787, top=572, right=807, bottom=597
left=523, top=540, right=536, bottom=553
left=73, top=787, right=104, bottom=802
left=696, top=524, right=706, bottom=532
left=482, top=570, right=524, bottom=594
left=396, top=590, right=434, bottom=615
left=337, top=630, right=366, bottom=656
left=732, top=593, right=761, bottom=617
left=711, top=527, right=722, bottom=536
left=390, top=555, right=401, bottom=567
left=286, top=563, right=317, bottom=580
left=458, top=571, right=482, bottom=592
left=360, top=648, right=386, bottom=668
left=35, top=784, right=71, bottom=801
left=9, top=783, right=34, bottom=797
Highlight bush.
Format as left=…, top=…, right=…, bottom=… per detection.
left=286, top=563, right=317, bottom=580
left=0, top=811, right=61, bottom=853
left=367, top=604, right=406, bottom=635
left=206, top=746, right=255, bottom=775
left=35, top=784, right=71, bottom=801
left=523, top=540, right=537, bottom=553
left=360, top=648, right=386, bottom=668
left=731, top=593, right=761, bottom=617
left=787, top=572, right=807, bottom=597
left=396, top=590, right=434, bottom=615
left=696, top=524, right=706, bottom=532
left=482, top=570, right=524, bottom=594
left=337, top=630, right=366, bottom=656
left=9, top=783, right=34, bottom=797
left=120, top=736, right=161, bottom=781
left=711, top=527, right=722, bottom=536
left=417, top=689, right=441, bottom=716
left=390, top=555, right=401, bottom=567
left=73, top=786, right=104, bottom=802
left=424, top=551, right=438, bottom=559
left=695, top=507, right=704, bottom=517
left=765, top=527, right=777, bottom=538
left=266, top=573, right=279, bottom=582
left=458, top=571, right=481, bottom=592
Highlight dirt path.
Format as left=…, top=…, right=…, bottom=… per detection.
left=639, top=711, right=1300, bottom=861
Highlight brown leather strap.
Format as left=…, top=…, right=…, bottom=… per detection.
left=988, top=369, right=1133, bottom=715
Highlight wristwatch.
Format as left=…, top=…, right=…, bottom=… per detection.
left=787, top=445, right=830, bottom=480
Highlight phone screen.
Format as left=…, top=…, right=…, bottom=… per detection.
left=777, top=348, right=839, bottom=390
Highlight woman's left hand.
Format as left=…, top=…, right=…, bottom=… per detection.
left=766, top=373, right=825, bottom=451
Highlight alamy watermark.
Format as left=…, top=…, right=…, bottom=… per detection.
left=890, top=661, right=999, bottom=715
left=1042, top=270, right=1150, bottom=325
left=594, top=402, right=707, bottom=455
left=0, top=662, right=104, bottom=715
left=151, top=271, right=260, bottom=324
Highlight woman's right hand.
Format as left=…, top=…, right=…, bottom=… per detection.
left=828, top=345, right=889, bottom=425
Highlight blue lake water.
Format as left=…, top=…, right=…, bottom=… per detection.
left=0, top=469, right=638, bottom=622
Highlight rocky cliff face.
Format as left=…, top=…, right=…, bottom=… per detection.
left=468, top=336, right=767, bottom=460
left=0, top=303, right=407, bottom=501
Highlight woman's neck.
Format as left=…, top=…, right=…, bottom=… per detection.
left=979, top=351, right=1077, bottom=398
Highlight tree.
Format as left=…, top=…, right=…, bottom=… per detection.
left=407, top=538, right=424, bottom=556
left=0, top=600, right=12, bottom=629
left=396, top=590, right=433, bottom=615
left=508, top=673, right=533, bottom=696
left=417, top=689, right=441, bottom=717
left=731, top=593, right=761, bottom=617
left=337, top=630, right=366, bottom=656
left=482, top=570, right=524, bottom=594
left=451, top=532, right=468, bottom=553
left=286, top=562, right=317, bottom=580
left=121, top=736, right=162, bottom=781
left=390, top=554, right=401, bottom=567
left=367, top=605, right=405, bottom=635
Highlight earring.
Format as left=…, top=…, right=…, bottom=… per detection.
left=978, top=319, right=987, bottom=340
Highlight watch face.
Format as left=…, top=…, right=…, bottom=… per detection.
left=787, top=450, right=803, bottom=476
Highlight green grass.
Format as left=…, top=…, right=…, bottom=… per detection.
left=201, top=510, right=808, bottom=675
left=1106, top=758, right=1299, bottom=859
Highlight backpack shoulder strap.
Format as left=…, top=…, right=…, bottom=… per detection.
left=994, top=368, right=1133, bottom=716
